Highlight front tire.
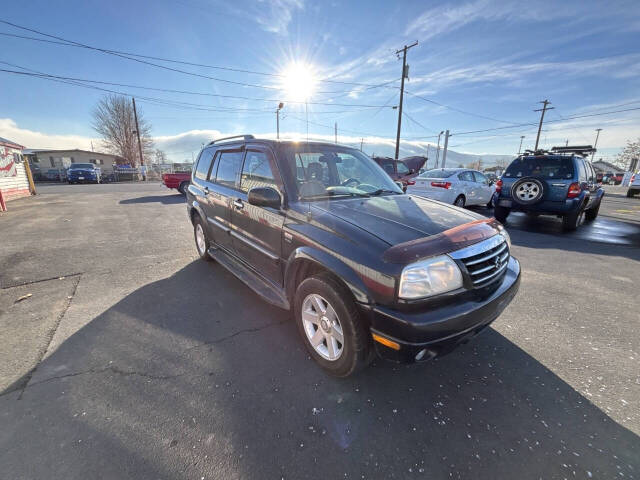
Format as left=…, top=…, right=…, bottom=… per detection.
left=193, top=215, right=213, bottom=261
left=494, top=205, right=510, bottom=223
left=294, top=273, right=372, bottom=377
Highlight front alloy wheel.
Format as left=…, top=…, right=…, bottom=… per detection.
left=301, top=294, right=344, bottom=361
left=294, top=274, right=372, bottom=376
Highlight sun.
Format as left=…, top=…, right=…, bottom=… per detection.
left=280, top=62, right=317, bottom=102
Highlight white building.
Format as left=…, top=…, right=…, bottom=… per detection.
left=24, top=149, right=125, bottom=179
left=0, top=137, right=33, bottom=210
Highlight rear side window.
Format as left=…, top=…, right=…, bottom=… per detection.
left=240, top=150, right=276, bottom=192
left=458, top=171, right=474, bottom=182
left=215, top=151, right=245, bottom=188
left=504, top=156, right=575, bottom=179
left=576, top=159, right=587, bottom=182
left=194, top=149, right=215, bottom=180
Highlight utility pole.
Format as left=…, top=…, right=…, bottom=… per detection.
left=360, top=138, right=364, bottom=151
left=534, top=99, right=553, bottom=151
left=441, top=130, right=450, bottom=168
left=435, top=130, right=444, bottom=168
left=276, top=102, right=284, bottom=139
left=518, top=135, right=525, bottom=154
left=565, top=139, right=569, bottom=147
left=132, top=97, right=145, bottom=167
left=591, top=128, right=602, bottom=162
left=335, top=122, right=337, bottom=144
left=394, top=41, right=418, bottom=160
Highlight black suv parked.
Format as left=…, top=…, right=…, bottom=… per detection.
left=186, top=136, right=520, bottom=376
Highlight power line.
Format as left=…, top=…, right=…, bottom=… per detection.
left=451, top=106, right=640, bottom=136
left=0, top=66, right=397, bottom=111
left=0, top=24, right=401, bottom=91
left=401, top=110, right=439, bottom=136
left=404, top=89, right=522, bottom=125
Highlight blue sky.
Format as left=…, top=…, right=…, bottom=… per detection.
left=1, top=0, right=639, bottom=163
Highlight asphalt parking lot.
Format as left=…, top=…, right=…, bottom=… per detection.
left=1, top=182, right=639, bottom=479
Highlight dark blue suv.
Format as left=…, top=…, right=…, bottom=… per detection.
left=493, top=146, right=604, bottom=231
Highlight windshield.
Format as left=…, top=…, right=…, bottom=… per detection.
left=504, top=156, right=574, bottom=179
left=419, top=168, right=458, bottom=178
left=283, top=145, right=403, bottom=200
left=69, top=163, right=95, bottom=169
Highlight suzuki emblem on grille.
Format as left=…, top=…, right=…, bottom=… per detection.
left=494, top=256, right=502, bottom=269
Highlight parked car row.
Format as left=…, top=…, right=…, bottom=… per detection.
left=406, top=168, right=495, bottom=208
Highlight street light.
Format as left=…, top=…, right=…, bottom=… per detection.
left=276, top=102, right=284, bottom=140
left=435, top=131, right=444, bottom=168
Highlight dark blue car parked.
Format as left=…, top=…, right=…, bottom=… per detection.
left=493, top=146, right=604, bottom=231
left=67, top=163, right=101, bottom=184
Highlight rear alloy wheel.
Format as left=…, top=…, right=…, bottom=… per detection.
left=454, top=195, right=466, bottom=208
left=562, top=209, right=584, bottom=232
left=193, top=215, right=213, bottom=261
left=494, top=205, right=510, bottom=223
left=511, top=178, right=544, bottom=205
left=294, top=274, right=372, bottom=377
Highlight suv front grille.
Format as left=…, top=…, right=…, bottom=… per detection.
left=449, top=235, right=510, bottom=288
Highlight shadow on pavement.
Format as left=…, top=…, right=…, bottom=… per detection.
left=1, top=261, right=638, bottom=478
left=119, top=195, right=185, bottom=205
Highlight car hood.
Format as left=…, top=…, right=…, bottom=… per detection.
left=311, top=194, right=482, bottom=246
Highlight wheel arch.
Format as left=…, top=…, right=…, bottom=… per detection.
left=284, top=247, right=373, bottom=306
left=189, top=200, right=206, bottom=225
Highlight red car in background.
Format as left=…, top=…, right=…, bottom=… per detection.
left=372, top=156, right=427, bottom=191
left=162, top=172, right=191, bottom=194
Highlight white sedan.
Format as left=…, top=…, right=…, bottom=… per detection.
left=407, top=168, right=495, bottom=208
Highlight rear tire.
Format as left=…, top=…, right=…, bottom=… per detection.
left=627, top=190, right=635, bottom=198
left=294, top=273, right=373, bottom=377
left=193, top=215, right=213, bottom=261
left=454, top=195, right=466, bottom=208
left=584, top=199, right=601, bottom=222
left=178, top=181, right=189, bottom=195
left=494, top=205, right=510, bottom=223
left=562, top=209, right=584, bottom=231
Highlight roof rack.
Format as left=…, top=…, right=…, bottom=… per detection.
left=521, top=145, right=596, bottom=158
left=550, top=145, right=595, bottom=156
left=207, top=134, right=255, bottom=146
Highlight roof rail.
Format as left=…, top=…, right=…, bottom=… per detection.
left=207, top=134, right=255, bottom=146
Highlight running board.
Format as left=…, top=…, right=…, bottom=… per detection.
left=207, top=247, right=290, bottom=310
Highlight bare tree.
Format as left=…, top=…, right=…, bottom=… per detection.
left=615, top=137, right=640, bottom=170
left=154, top=149, right=168, bottom=164
left=92, top=95, right=153, bottom=166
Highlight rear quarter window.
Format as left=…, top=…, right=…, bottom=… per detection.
left=504, top=156, right=575, bottom=180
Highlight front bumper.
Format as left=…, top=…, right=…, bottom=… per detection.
left=363, top=257, right=520, bottom=363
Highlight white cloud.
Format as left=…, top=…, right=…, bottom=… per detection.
left=0, top=118, right=98, bottom=151
left=254, top=0, right=304, bottom=34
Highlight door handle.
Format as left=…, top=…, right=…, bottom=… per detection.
left=233, top=199, right=244, bottom=209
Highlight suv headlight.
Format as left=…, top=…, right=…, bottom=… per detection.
left=498, top=226, right=511, bottom=250
left=398, top=255, right=463, bottom=300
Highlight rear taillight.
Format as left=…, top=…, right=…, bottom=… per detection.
left=495, top=179, right=503, bottom=193
left=406, top=180, right=416, bottom=186
left=431, top=181, right=451, bottom=189
left=631, top=174, right=636, bottom=183
left=567, top=182, right=582, bottom=198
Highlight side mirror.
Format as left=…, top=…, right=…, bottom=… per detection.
left=395, top=181, right=405, bottom=190
left=248, top=187, right=281, bottom=209
left=408, top=168, right=415, bottom=174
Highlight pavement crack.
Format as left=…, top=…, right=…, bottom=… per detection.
left=16, top=274, right=82, bottom=400
left=184, top=318, right=290, bottom=353
left=1, top=272, right=83, bottom=290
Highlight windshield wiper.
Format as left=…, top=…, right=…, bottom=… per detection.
left=369, top=189, right=402, bottom=196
